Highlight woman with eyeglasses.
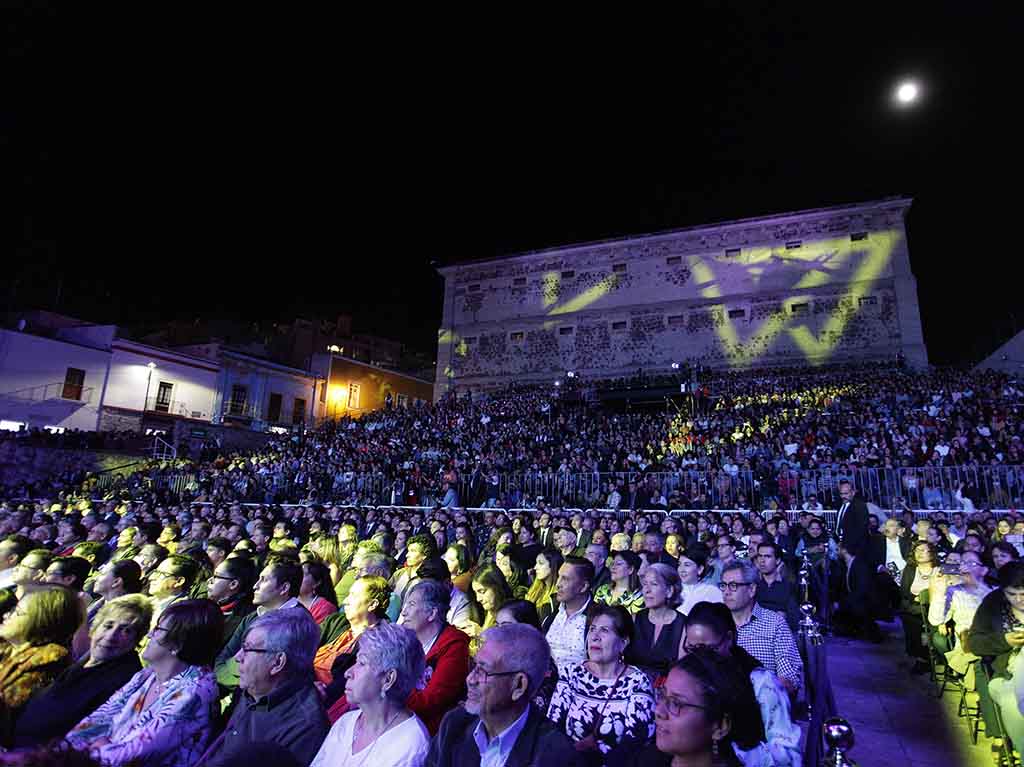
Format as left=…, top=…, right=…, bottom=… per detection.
left=681, top=602, right=801, bottom=767
left=65, top=599, right=223, bottom=766
left=614, top=649, right=761, bottom=767
left=546, top=604, right=655, bottom=765
left=928, top=550, right=993, bottom=677
left=310, top=623, right=429, bottom=767
left=899, top=540, right=938, bottom=673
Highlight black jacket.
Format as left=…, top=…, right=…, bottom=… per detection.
left=866, top=534, right=911, bottom=572
left=12, top=651, right=142, bottom=748
left=836, top=495, right=870, bottom=552
left=969, top=589, right=1018, bottom=677
left=425, top=703, right=583, bottom=767
left=839, top=555, right=879, bottom=619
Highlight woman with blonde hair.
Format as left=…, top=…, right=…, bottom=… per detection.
left=12, top=594, right=153, bottom=748
left=312, top=536, right=346, bottom=585
left=630, top=532, right=645, bottom=554
left=0, top=585, right=84, bottom=713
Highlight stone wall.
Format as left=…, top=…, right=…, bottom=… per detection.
left=436, top=198, right=927, bottom=392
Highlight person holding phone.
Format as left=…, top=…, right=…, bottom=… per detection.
left=969, top=562, right=1024, bottom=751
left=899, top=541, right=938, bottom=673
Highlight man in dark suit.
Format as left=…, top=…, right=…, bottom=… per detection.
left=536, top=511, right=555, bottom=549
left=836, top=480, right=869, bottom=553
left=426, top=624, right=582, bottom=767
left=834, top=540, right=882, bottom=641
left=866, top=517, right=911, bottom=619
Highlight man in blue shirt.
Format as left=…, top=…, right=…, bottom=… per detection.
left=426, top=624, right=581, bottom=767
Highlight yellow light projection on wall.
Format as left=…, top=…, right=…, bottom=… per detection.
left=696, top=230, right=901, bottom=368
left=437, top=228, right=901, bottom=378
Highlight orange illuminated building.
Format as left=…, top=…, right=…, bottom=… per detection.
left=313, top=353, right=434, bottom=420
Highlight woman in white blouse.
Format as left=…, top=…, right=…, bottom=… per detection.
left=928, top=550, right=994, bottom=676
left=676, top=543, right=724, bottom=616
left=311, top=622, right=430, bottom=767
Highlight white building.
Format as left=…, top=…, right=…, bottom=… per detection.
left=435, top=197, right=928, bottom=395
left=0, top=318, right=113, bottom=432
left=0, top=313, right=319, bottom=436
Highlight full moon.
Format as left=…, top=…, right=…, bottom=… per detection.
left=895, top=80, right=919, bottom=104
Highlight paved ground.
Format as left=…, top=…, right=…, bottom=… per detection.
left=822, top=619, right=993, bottom=767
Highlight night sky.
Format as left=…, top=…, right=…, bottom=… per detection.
left=5, top=5, right=1020, bottom=365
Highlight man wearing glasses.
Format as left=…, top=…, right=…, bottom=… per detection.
left=721, top=561, right=803, bottom=695
left=197, top=609, right=328, bottom=767
left=426, top=624, right=581, bottom=767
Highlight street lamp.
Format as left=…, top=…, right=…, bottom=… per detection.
left=144, top=362, right=156, bottom=413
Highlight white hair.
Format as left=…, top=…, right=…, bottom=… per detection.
left=359, top=622, right=425, bottom=702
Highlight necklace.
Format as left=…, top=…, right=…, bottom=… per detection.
left=354, top=707, right=404, bottom=760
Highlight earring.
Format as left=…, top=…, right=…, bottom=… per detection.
left=712, top=738, right=719, bottom=759
left=380, top=689, right=387, bottom=700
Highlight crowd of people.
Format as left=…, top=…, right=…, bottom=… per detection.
left=3, top=483, right=1024, bottom=765
left=0, top=361, right=1020, bottom=763
left=4, top=363, right=1022, bottom=517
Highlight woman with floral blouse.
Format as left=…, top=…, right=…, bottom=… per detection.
left=546, top=605, right=655, bottom=765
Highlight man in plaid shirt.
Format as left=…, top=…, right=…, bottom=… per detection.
left=721, top=560, right=804, bottom=694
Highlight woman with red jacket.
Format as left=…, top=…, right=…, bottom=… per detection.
left=327, top=578, right=470, bottom=736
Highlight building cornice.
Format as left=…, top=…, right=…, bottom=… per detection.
left=437, top=197, right=912, bottom=278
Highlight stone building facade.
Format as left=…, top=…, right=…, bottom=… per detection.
left=434, top=197, right=927, bottom=397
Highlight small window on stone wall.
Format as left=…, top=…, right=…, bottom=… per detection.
left=612, top=263, right=627, bottom=273
left=611, top=321, right=627, bottom=332
left=510, top=331, right=524, bottom=343
left=728, top=308, right=746, bottom=319
left=791, top=302, right=809, bottom=316
left=667, top=315, right=685, bottom=327
left=561, top=270, right=575, bottom=279
left=513, top=277, right=526, bottom=286
left=785, top=241, right=802, bottom=250
left=725, top=248, right=741, bottom=258
left=666, top=256, right=682, bottom=266
left=559, top=326, right=574, bottom=336
left=468, top=284, right=481, bottom=292
left=858, top=296, right=877, bottom=307
left=851, top=232, right=869, bottom=242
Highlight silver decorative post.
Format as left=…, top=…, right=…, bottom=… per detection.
left=822, top=717, right=857, bottom=767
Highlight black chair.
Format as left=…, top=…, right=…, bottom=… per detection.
left=977, top=660, right=1020, bottom=767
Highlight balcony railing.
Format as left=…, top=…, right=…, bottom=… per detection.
left=222, top=401, right=259, bottom=420
left=144, top=396, right=208, bottom=420
left=0, top=382, right=94, bottom=404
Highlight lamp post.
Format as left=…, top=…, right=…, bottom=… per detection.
left=144, top=362, right=156, bottom=414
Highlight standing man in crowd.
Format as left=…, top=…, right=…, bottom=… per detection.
left=836, top=480, right=869, bottom=553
